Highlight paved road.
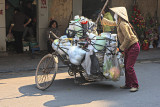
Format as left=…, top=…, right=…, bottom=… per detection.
left=0, top=61, right=160, bottom=107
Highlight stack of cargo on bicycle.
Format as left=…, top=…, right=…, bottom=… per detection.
left=35, top=15, right=124, bottom=90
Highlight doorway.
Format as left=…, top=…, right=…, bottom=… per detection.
left=5, top=0, right=37, bottom=53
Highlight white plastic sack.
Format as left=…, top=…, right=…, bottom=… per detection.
left=68, top=46, right=86, bottom=65
left=111, top=34, right=117, bottom=41
left=52, top=43, right=66, bottom=55
left=87, top=32, right=96, bottom=39
left=52, top=38, right=71, bottom=55
left=101, top=33, right=111, bottom=39
left=110, top=41, right=117, bottom=47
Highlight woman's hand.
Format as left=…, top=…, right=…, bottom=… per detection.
left=117, top=48, right=124, bottom=54
left=100, top=14, right=103, bottom=20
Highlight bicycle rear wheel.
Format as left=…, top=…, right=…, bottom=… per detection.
left=35, top=54, right=58, bottom=90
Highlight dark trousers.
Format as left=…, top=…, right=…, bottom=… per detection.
left=13, top=31, right=23, bottom=53
left=124, top=42, right=140, bottom=88
left=47, top=40, right=54, bottom=53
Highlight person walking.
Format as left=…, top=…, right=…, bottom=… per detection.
left=101, top=7, right=140, bottom=92
left=9, top=8, right=31, bottom=53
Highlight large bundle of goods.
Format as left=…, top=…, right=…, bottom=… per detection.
left=66, top=15, right=97, bottom=38
left=51, top=15, right=124, bottom=81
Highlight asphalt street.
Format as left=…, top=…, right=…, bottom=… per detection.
left=0, top=61, right=160, bottom=107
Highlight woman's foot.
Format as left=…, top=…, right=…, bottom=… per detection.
left=130, top=87, right=139, bottom=92
left=120, top=85, right=131, bottom=89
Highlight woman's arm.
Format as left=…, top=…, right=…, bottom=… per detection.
left=119, top=22, right=131, bottom=51
left=101, top=18, right=117, bottom=26
left=9, top=24, right=14, bottom=33
left=24, top=18, right=32, bottom=27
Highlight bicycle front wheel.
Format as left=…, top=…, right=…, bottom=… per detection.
left=35, top=54, right=58, bottom=90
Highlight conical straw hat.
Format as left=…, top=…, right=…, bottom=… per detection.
left=110, top=7, right=129, bottom=22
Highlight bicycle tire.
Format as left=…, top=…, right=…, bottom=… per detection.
left=35, top=54, right=58, bottom=90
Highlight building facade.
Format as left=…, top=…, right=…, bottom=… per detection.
left=0, top=0, right=159, bottom=52
left=0, top=0, right=6, bottom=52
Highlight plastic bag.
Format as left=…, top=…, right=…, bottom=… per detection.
left=117, top=52, right=125, bottom=76
left=6, top=33, right=14, bottom=42
left=68, top=46, right=86, bottom=65
left=103, top=54, right=121, bottom=81
left=52, top=39, right=71, bottom=55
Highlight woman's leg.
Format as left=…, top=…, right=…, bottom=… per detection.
left=124, top=51, right=131, bottom=87
left=125, top=43, right=140, bottom=88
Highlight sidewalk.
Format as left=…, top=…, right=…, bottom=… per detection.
left=0, top=48, right=160, bottom=73
left=0, top=51, right=66, bottom=73
left=137, top=48, right=160, bottom=62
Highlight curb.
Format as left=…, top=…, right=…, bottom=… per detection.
left=0, top=65, right=68, bottom=73
left=136, top=58, right=160, bottom=63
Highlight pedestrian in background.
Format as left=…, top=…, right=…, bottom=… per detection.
left=101, top=7, right=140, bottom=92
left=23, top=1, right=36, bottom=40
left=101, top=7, right=114, bottom=33
left=9, top=8, right=31, bottom=53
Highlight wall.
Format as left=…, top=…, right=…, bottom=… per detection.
left=37, top=0, right=49, bottom=50
left=48, top=0, right=72, bottom=35
left=73, top=0, right=82, bottom=17
left=37, top=0, right=82, bottom=50
left=0, top=0, right=6, bottom=51
left=158, top=0, right=160, bottom=24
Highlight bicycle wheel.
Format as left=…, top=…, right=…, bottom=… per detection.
left=35, top=54, right=58, bottom=90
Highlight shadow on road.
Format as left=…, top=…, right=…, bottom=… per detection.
left=18, top=77, right=125, bottom=107
left=0, top=67, right=68, bottom=80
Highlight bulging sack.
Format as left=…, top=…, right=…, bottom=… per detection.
left=52, top=39, right=71, bottom=55
left=68, top=46, right=86, bottom=65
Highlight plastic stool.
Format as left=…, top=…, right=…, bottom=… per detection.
left=23, top=46, right=29, bottom=51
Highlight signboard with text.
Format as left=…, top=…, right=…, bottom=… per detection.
left=0, top=2, right=5, bottom=27
left=41, top=0, right=47, bottom=8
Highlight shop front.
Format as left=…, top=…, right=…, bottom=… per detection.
left=1, top=0, right=159, bottom=53
left=2, top=0, right=38, bottom=53
left=0, top=0, right=83, bottom=53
